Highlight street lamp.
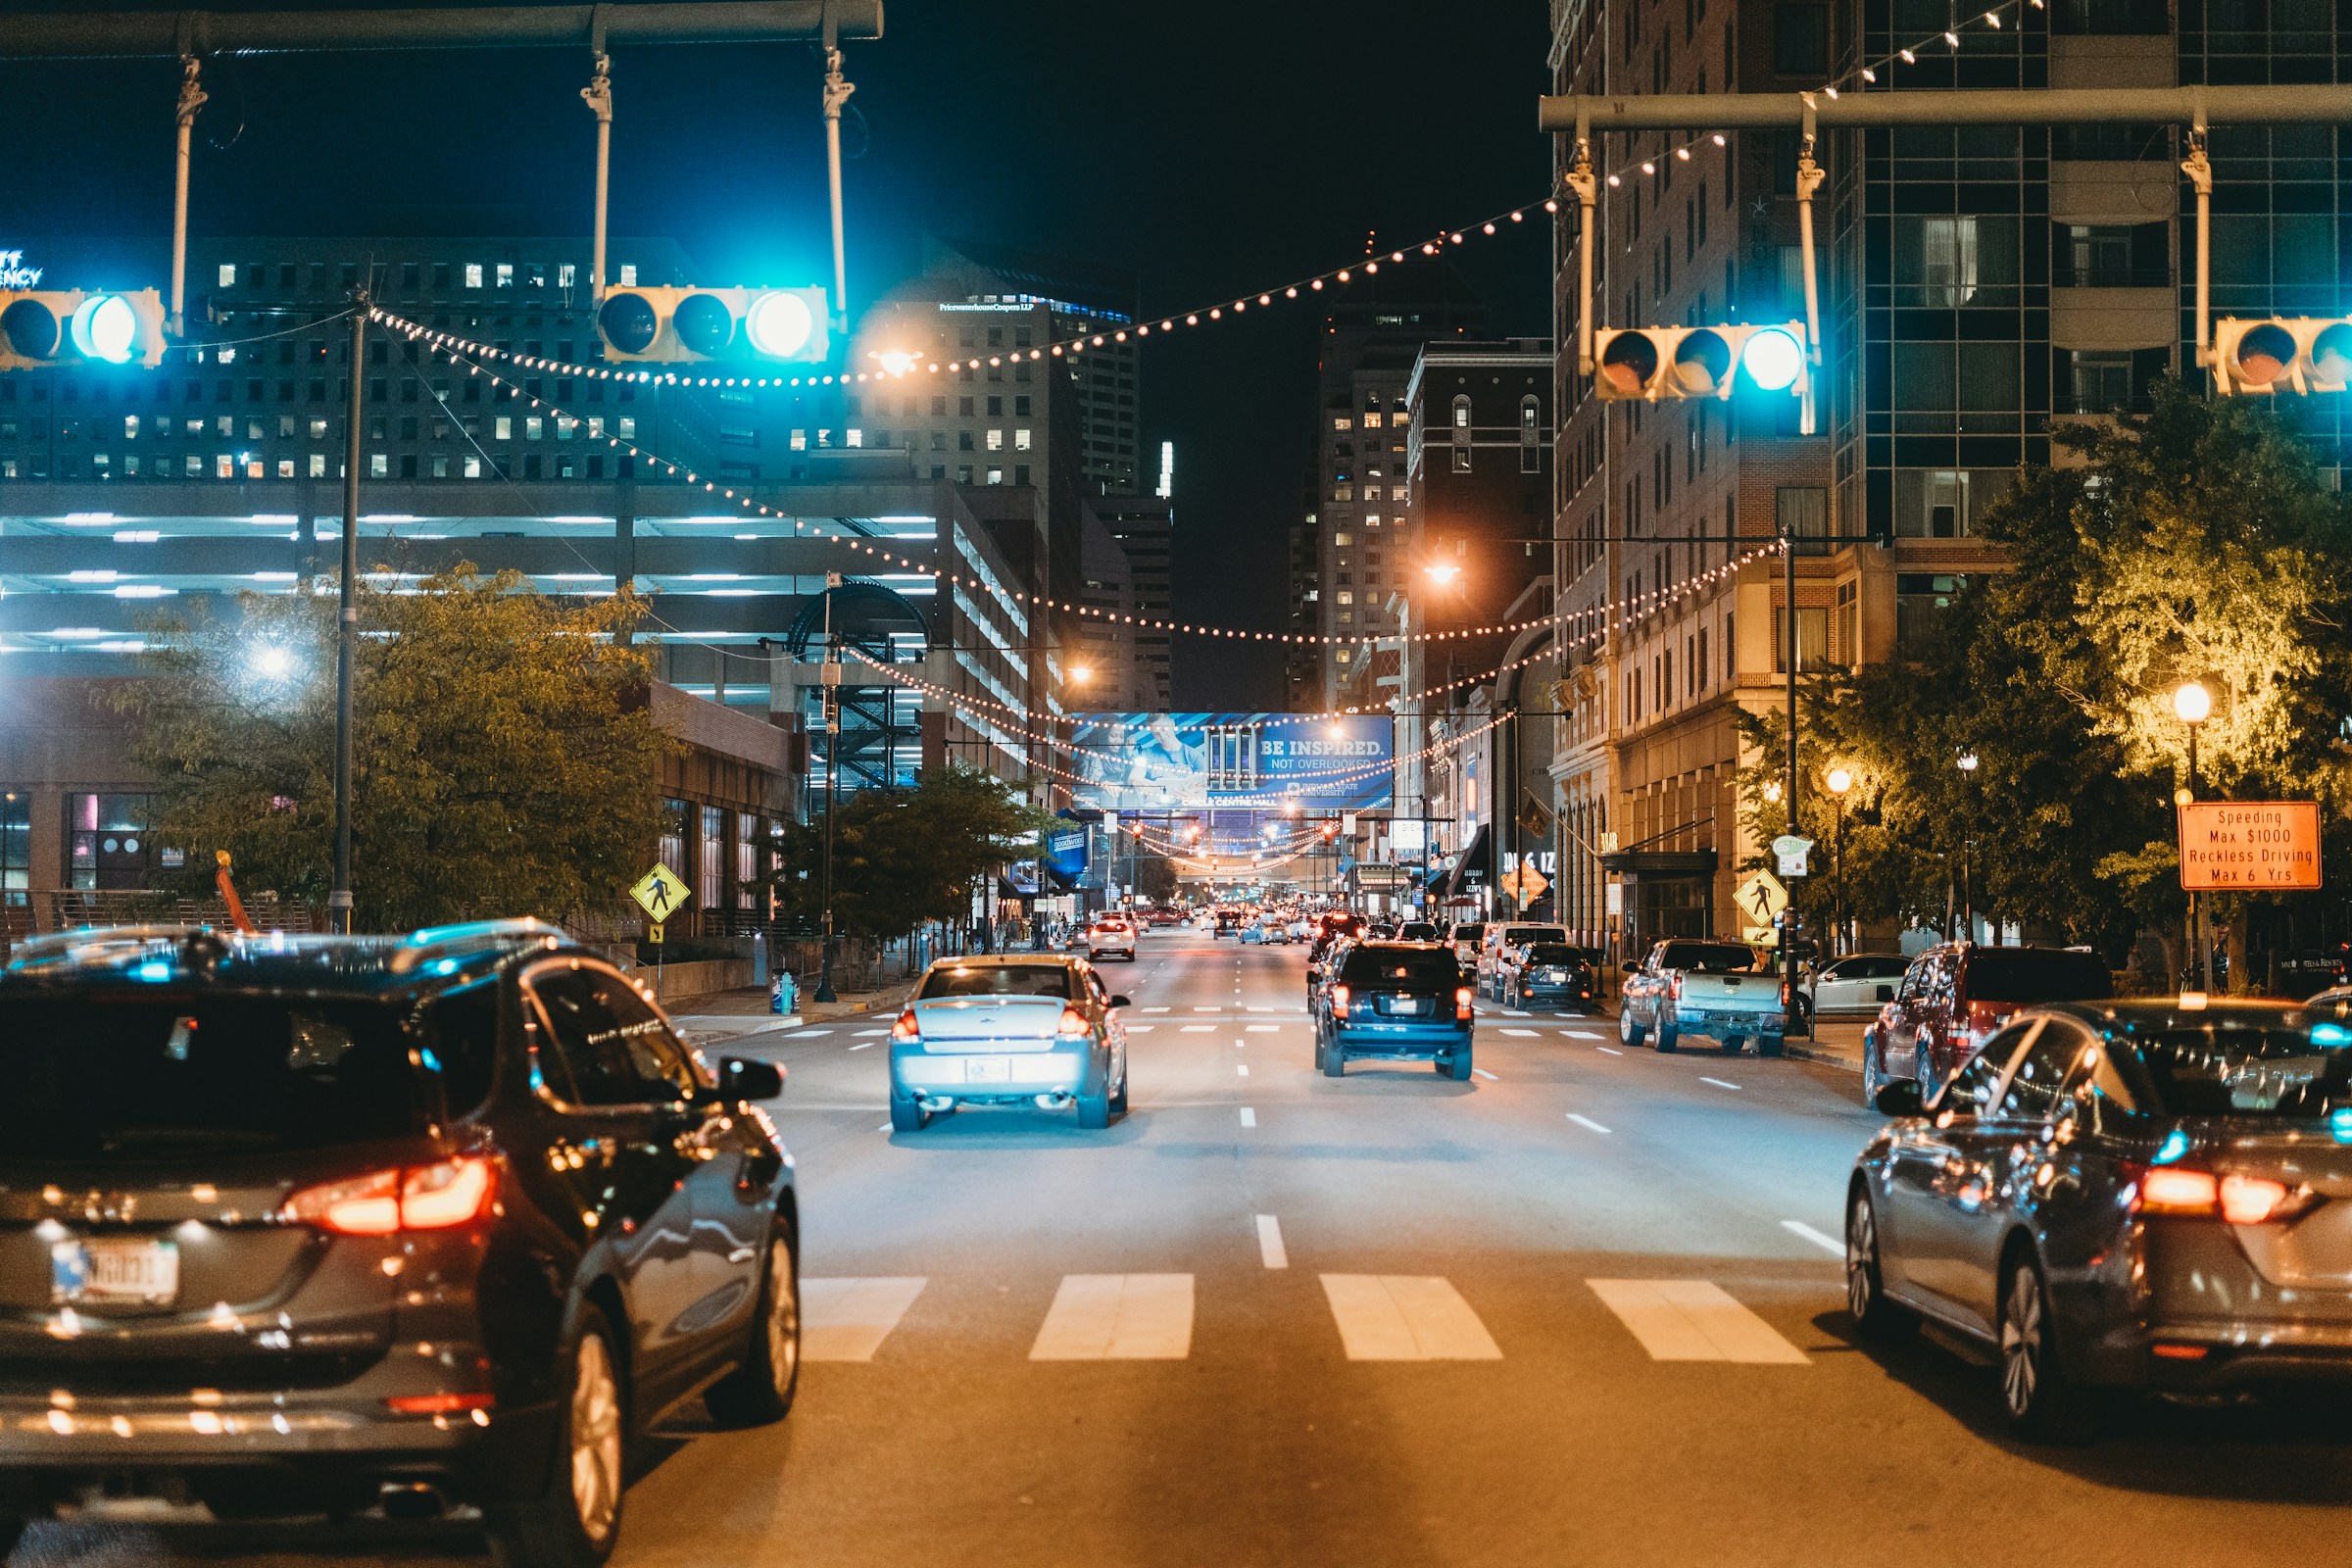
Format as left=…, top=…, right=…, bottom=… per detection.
left=2175, top=680, right=2212, bottom=991
left=1825, top=766, right=1852, bottom=958
left=1954, top=752, right=1980, bottom=943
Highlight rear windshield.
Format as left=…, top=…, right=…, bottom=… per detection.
left=2127, top=1025, right=2351, bottom=1118
left=1659, top=942, right=1757, bottom=973
left=918, top=964, right=1071, bottom=1000
left=1502, top=927, right=1567, bottom=945
left=1450, top=924, right=1486, bottom=941
left=1965, top=949, right=2112, bottom=1003
left=0, top=995, right=429, bottom=1161
left=1832, top=956, right=1911, bottom=979
left=1528, top=946, right=1587, bottom=964
left=1397, top=923, right=1439, bottom=940
left=1340, top=948, right=1462, bottom=987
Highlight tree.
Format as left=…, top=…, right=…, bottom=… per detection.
left=1132, top=853, right=1180, bottom=905
left=768, top=765, right=1054, bottom=936
left=121, top=566, right=672, bottom=931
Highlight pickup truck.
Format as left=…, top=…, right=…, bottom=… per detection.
left=1617, top=939, right=1787, bottom=1056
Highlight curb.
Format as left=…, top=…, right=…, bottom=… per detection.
left=1783, top=1040, right=1862, bottom=1073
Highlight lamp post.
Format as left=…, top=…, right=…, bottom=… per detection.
left=1954, top=752, right=1980, bottom=942
left=1825, top=766, right=1852, bottom=958
left=814, top=574, right=841, bottom=1004
left=2175, top=680, right=2212, bottom=992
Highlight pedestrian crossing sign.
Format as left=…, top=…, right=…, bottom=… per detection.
left=1734, top=869, right=1788, bottom=928
left=630, top=863, right=692, bottom=922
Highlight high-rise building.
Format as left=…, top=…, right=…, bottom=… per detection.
left=1083, top=494, right=1174, bottom=710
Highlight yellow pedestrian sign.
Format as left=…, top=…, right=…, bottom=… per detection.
left=630, top=863, right=692, bottom=923
left=1734, top=869, right=1788, bottom=929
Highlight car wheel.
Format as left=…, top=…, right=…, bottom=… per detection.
left=1861, top=1031, right=1885, bottom=1107
left=1844, top=1190, right=1918, bottom=1342
left=1654, top=1012, right=1678, bottom=1053
left=1757, top=1033, right=1785, bottom=1058
left=705, top=1219, right=802, bottom=1427
left=888, top=1098, right=928, bottom=1133
left=1619, top=1008, right=1647, bottom=1049
left=0, top=1518, right=25, bottom=1561
left=486, top=1302, right=625, bottom=1568
left=1076, top=1090, right=1111, bottom=1129
left=1998, top=1252, right=2100, bottom=1444
left=1446, top=1050, right=1473, bottom=1081
left=1109, top=1069, right=1129, bottom=1115
left=1323, top=1043, right=1347, bottom=1077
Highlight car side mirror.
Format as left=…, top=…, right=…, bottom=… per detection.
left=1875, top=984, right=1896, bottom=1003
left=1110, top=995, right=1131, bottom=1008
left=720, top=1056, right=786, bottom=1102
left=1874, top=1080, right=1924, bottom=1118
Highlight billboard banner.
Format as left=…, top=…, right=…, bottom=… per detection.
left=1066, top=712, right=1395, bottom=811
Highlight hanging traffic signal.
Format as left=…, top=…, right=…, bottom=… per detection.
left=2211, top=318, right=2352, bottom=396
left=595, top=285, right=830, bottom=365
left=0, top=289, right=168, bottom=370
left=1590, top=321, right=1810, bottom=403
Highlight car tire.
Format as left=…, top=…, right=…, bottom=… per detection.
left=1844, top=1190, right=1918, bottom=1343
left=485, top=1302, right=626, bottom=1568
left=1076, top=1090, right=1111, bottom=1129
left=1446, top=1050, right=1473, bottom=1081
left=1109, top=1070, right=1129, bottom=1115
left=705, top=1219, right=802, bottom=1428
left=0, top=1518, right=25, bottom=1561
left=888, top=1098, right=928, bottom=1133
left=1654, top=1014, right=1679, bottom=1053
left=1757, top=1034, right=1785, bottom=1058
left=1998, top=1252, right=2100, bottom=1445
left=1619, top=1008, right=1647, bottom=1049
left=1323, top=1043, right=1347, bottom=1077
left=1861, top=1031, right=1885, bottom=1107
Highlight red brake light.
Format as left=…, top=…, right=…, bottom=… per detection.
left=1057, top=1005, right=1092, bottom=1037
left=284, top=1156, right=498, bottom=1236
left=2220, top=1173, right=2295, bottom=1224
left=385, top=1392, right=496, bottom=1414
left=1455, top=986, right=1474, bottom=1020
left=1670, top=973, right=1683, bottom=1001
left=1331, top=984, right=1350, bottom=1018
left=2131, top=1165, right=2219, bottom=1216
left=892, top=1008, right=920, bottom=1042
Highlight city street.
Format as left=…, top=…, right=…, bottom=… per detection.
left=17, top=928, right=2352, bottom=1568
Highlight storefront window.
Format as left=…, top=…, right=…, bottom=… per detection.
left=0, top=791, right=28, bottom=907
left=701, top=806, right=726, bottom=912
left=67, top=793, right=157, bottom=891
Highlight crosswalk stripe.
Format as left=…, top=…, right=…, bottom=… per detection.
left=1472, top=1067, right=1498, bottom=1081
left=1255, top=1215, right=1288, bottom=1269
left=1320, top=1275, right=1501, bottom=1361
left=1236, top=1063, right=1249, bottom=1076
left=852, top=1029, right=889, bottom=1038
left=1030, top=1274, right=1195, bottom=1360
left=1126, top=1025, right=1155, bottom=1033
left=1586, top=1279, right=1809, bottom=1364
left=790, top=1028, right=832, bottom=1037
left=1565, top=1112, right=1611, bottom=1134
left=1246, top=1024, right=1280, bottom=1032
left=801, top=1277, right=927, bottom=1362
left=1239, top=1106, right=1256, bottom=1127
left=1561, top=1029, right=1605, bottom=1040
left=1499, top=1028, right=1539, bottom=1037
left=1501, top=1009, right=1532, bottom=1017
left=1181, top=1024, right=1215, bottom=1032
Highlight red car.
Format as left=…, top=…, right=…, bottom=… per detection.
left=1861, top=943, right=2112, bottom=1105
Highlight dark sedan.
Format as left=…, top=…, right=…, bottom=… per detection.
left=1846, top=998, right=2352, bottom=1443
left=1498, top=943, right=1599, bottom=1012
left=1313, top=941, right=1474, bottom=1080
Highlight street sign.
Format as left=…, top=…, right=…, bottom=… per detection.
left=630, top=862, right=692, bottom=922
left=1734, top=869, right=1788, bottom=927
left=1771, top=834, right=1813, bottom=878
left=1501, top=863, right=1550, bottom=906
left=1744, top=923, right=1779, bottom=948
left=648, top=922, right=664, bottom=945
left=2179, top=801, right=2322, bottom=890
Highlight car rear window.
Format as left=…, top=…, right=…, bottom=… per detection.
left=1836, top=956, right=1911, bottom=979
left=1340, top=948, right=1462, bottom=987
left=1450, top=924, right=1486, bottom=941
left=1502, top=927, right=1567, bottom=945
left=1528, top=946, right=1586, bottom=964
left=2126, top=1024, right=2351, bottom=1118
left=0, top=995, right=430, bottom=1161
left=918, top=964, right=1072, bottom=1000
left=1964, top=949, right=2111, bottom=1004
left=1659, top=942, right=1757, bottom=972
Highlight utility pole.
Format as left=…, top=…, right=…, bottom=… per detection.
left=330, top=293, right=368, bottom=933
left=816, top=572, right=842, bottom=1003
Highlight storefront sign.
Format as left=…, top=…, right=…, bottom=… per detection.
left=0, top=251, right=42, bottom=288
left=2179, top=801, right=2322, bottom=890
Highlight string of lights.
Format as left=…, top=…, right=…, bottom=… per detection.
left=1820, top=0, right=2044, bottom=94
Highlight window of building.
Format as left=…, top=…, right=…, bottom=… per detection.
left=1773, top=2, right=1826, bottom=74
left=0, top=789, right=26, bottom=907
left=1895, top=574, right=1967, bottom=653
left=465, top=263, right=483, bottom=289
left=1836, top=579, right=1859, bottom=667
left=987, top=429, right=1004, bottom=451
left=1893, top=217, right=2021, bottom=309
left=217, top=263, right=236, bottom=288
left=2066, top=350, right=2133, bottom=414
left=495, top=263, right=514, bottom=289
left=1776, top=486, right=1828, bottom=550
left=1772, top=606, right=1831, bottom=671
left=1520, top=396, right=1542, bottom=472
left=369, top=453, right=388, bottom=477
left=67, top=793, right=158, bottom=891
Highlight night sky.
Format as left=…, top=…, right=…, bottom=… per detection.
left=7, top=0, right=1556, bottom=709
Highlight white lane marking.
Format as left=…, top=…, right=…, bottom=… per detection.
left=790, top=1028, right=834, bottom=1038
left=852, top=1029, right=889, bottom=1038
left=877, top=1123, right=892, bottom=1132
left=1126, top=1025, right=1155, bottom=1034
left=1179, top=1024, right=1216, bottom=1034
left=1566, top=1113, right=1612, bottom=1134
left=1781, top=1220, right=1844, bottom=1257
left=1500, top=1028, right=1539, bottom=1037
left=1256, top=1215, right=1289, bottom=1269
left=1502, top=1009, right=1532, bottom=1017
left=1700, top=1077, right=1742, bottom=1092
left=1595, top=1046, right=1624, bottom=1056
left=1236, top=1064, right=1250, bottom=1077
left=1239, top=1106, right=1256, bottom=1127
left=1586, top=1280, right=1809, bottom=1364
left=848, top=1041, right=877, bottom=1051
left=1143, top=1006, right=1171, bottom=1013
left=1561, top=1029, right=1605, bottom=1040
left=1246, top=1005, right=1271, bottom=1012
left=1473, top=1067, right=1498, bottom=1081
left=1320, top=1275, right=1502, bottom=1361
left=1030, top=1274, right=1195, bottom=1360
left=801, top=1277, right=927, bottom=1362
left=1246, top=1024, right=1280, bottom=1032
left=1193, top=1006, right=1221, bottom=1012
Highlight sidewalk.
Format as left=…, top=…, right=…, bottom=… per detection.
left=1785, top=1017, right=1866, bottom=1073
left=668, top=976, right=917, bottom=1041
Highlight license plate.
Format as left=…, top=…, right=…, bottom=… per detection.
left=53, top=1239, right=179, bottom=1305
left=964, top=1057, right=1011, bottom=1083
left=1388, top=998, right=1430, bottom=1015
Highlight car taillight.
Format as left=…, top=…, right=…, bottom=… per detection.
left=283, top=1155, right=498, bottom=1236
left=1057, top=1005, right=1092, bottom=1037
left=1331, top=985, right=1350, bottom=1018
left=2127, top=1164, right=2307, bottom=1224
left=1455, top=986, right=1473, bottom=1020
left=1780, top=980, right=1791, bottom=1008
left=1670, top=973, right=1683, bottom=1001
left=892, top=1008, right=920, bottom=1042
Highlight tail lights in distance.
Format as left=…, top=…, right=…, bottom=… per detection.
left=282, top=1156, right=498, bottom=1236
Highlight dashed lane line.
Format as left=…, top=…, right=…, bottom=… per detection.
left=1472, top=1067, right=1498, bottom=1081
left=1237, top=1064, right=1250, bottom=1077
left=1256, top=1215, right=1289, bottom=1269
left=1246, top=1024, right=1280, bottom=1032
left=1565, top=1113, right=1612, bottom=1135
left=1561, top=1029, right=1606, bottom=1040
left=849, top=1041, right=876, bottom=1051
left=1595, top=1046, right=1624, bottom=1056
left=1239, top=1106, right=1256, bottom=1127
left=1700, top=1077, right=1742, bottom=1092
left=1499, top=1028, right=1539, bottom=1037
left=1781, top=1220, right=1844, bottom=1257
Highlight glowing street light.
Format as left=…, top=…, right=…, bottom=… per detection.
left=2173, top=680, right=2212, bottom=725
left=249, top=642, right=298, bottom=683
left=869, top=348, right=919, bottom=377
left=1424, top=563, right=1461, bottom=586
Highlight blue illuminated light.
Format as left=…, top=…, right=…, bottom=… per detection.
left=419, top=1047, right=444, bottom=1074
left=2331, top=1108, right=2352, bottom=1145
left=2152, top=1127, right=2191, bottom=1165
left=2312, top=1021, right=2352, bottom=1045
left=433, top=957, right=460, bottom=975
left=1740, top=327, right=1804, bottom=392
left=133, top=959, right=172, bottom=982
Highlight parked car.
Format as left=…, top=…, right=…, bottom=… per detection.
left=1618, top=939, right=1786, bottom=1054
left=1396, top=920, right=1440, bottom=942
left=1848, top=997, right=2352, bottom=1442
left=1478, top=923, right=1571, bottom=1000
left=0, top=920, right=797, bottom=1565
left=1498, top=942, right=1599, bottom=1011
left=890, top=956, right=1130, bottom=1130
left=1313, top=941, right=1474, bottom=1080
left=1862, top=943, right=2113, bottom=1105
left=1801, top=953, right=1913, bottom=1030
left=1447, top=921, right=1487, bottom=981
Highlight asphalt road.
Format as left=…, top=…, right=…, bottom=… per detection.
left=20, top=930, right=2352, bottom=1567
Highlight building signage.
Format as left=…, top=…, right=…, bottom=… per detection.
left=1065, top=712, right=1395, bottom=812
left=2179, top=801, right=2322, bottom=890
left=0, top=251, right=42, bottom=288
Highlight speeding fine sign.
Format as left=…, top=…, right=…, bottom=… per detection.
left=2178, top=801, right=2321, bottom=891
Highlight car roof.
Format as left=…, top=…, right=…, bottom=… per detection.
left=2021, top=997, right=2319, bottom=1032
left=924, top=953, right=1087, bottom=968
left=0, top=920, right=580, bottom=1002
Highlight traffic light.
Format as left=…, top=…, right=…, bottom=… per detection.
left=1591, top=321, right=1809, bottom=403
left=0, top=289, right=168, bottom=370
left=595, top=285, right=830, bottom=365
left=2211, top=317, right=2352, bottom=396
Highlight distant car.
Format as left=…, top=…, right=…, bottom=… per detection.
left=1313, top=941, right=1474, bottom=1080
left=891, top=956, right=1130, bottom=1130
left=1479, top=923, right=1571, bottom=1000
left=1863, top=944, right=2113, bottom=1105
left=1619, top=939, right=1786, bottom=1054
left=1849, top=998, right=2352, bottom=1441
left=1803, top=953, right=1913, bottom=1027
left=1396, top=921, right=1440, bottom=942
left=1499, top=942, right=1599, bottom=1011
left=1086, top=916, right=1136, bottom=962
left=0, top=920, right=798, bottom=1562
